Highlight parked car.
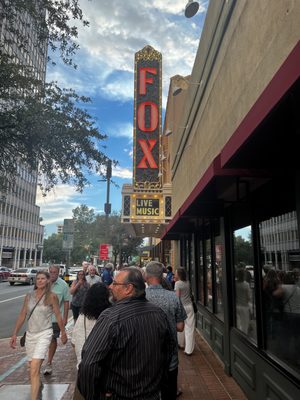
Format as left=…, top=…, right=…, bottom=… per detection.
left=8, top=268, right=40, bottom=286
left=0, top=266, right=11, bottom=282
left=63, top=268, right=82, bottom=286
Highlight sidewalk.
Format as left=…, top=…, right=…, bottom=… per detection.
left=0, top=328, right=247, bottom=400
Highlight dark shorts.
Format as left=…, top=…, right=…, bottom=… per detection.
left=52, top=322, right=60, bottom=339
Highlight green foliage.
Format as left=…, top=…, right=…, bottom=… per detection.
left=0, top=0, right=110, bottom=194
left=0, top=79, right=108, bottom=194
left=0, top=0, right=89, bottom=67
left=43, top=233, right=66, bottom=264
left=69, top=206, right=143, bottom=265
left=234, top=235, right=254, bottom=266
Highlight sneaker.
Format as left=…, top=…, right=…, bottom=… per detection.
left=43, top=364, right=52, bottom=375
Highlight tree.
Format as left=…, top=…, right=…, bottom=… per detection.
left=43, top=233, right=66, bottom=264
left=68, top=206, right=143, bottom=265
left=0, top=0, right=89, bottom=67
left=0, top=0, right=110, bottom=194
left=234, top=235, right=254, bottom=266
left=0, top=80, right=108, bottom=194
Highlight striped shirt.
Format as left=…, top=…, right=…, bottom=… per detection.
left=77, top=295, right=175, bottom=400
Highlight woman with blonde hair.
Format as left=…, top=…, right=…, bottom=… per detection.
left=10, top=271, right=67, bottom=400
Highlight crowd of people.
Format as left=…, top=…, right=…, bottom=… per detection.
left=10, top=260, right=196, bottom=400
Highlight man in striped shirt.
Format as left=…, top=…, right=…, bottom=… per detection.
left=77, top=267, right=175, bottom=400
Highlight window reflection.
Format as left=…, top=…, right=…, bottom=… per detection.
left=215, top=236, right=224, bottom=321
left=260, top=211, right=300, bottom=373
left=205, top=239, right=212, bottom=310
left=233, top=226, right=257, bottom=341
left=197, top=240, right=204, bottom=304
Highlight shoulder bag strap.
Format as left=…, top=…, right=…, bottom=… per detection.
left=27, top=292, right=45, bottom=321
left=84, top=315, right=87, bottom=341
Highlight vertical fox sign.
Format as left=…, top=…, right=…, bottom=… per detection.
left=134, top=46, right=162, bottom=190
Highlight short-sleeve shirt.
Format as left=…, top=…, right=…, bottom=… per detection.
left=51, top=277, right=71, bottom=322
left=146, top=284, right=187, bottom=370
left=175, top=280, right=192, bottom=306
left=86, top=274, right=102, bottom=286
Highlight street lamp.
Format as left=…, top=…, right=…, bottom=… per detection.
left=185, top=1, right=200, bottom=18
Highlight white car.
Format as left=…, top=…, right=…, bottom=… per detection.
left=8, top=268, right=38, bottom=286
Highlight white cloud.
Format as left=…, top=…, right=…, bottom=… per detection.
left=110, top=122, right=133, bottom=139
left=48, top=0, right=208, bottom=104
left=112, top=165, right=132, bottom=179
left=36, top=185, right=82, bottom=226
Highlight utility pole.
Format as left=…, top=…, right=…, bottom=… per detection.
left=104, top=160, right=112, bottom=219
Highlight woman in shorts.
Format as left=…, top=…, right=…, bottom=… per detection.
left=10, top=271, right=67, bottom=400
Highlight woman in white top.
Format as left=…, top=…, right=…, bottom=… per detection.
left=72, top=282, right=110, bottom=368
left=235, top=269, right=251, bottom=334
left=10, top=271, right=67, bottom=400
left=174, top=267, right=195, bottom=355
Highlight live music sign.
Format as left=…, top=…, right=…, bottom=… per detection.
left=134, top=46, right=161, bottom=189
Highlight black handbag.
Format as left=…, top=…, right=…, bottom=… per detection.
left=190, top=290, right=198, bottom=314
left=20, top=292, right=45, bottom=347
left=20, top=331, right=26, bottom=347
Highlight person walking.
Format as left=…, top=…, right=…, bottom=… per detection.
left=174, top=267, right=196, bottom=355
left=43, top=264, right=70, bottom=375
left=72, top=282, right=110, bottom=367
left=70, top=271, right=90, bottom=322
left=145, top=261, right=186, bottom=400
left=10, top=271, right=67, bottom=400
left=101, top=262, right=113, bottom=286
left=77, top=267, right=174, bottom=400
left=86, top=265, right=102, bottom=286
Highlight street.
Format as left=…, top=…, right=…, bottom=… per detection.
left=0, top=282, right=32, bottom=339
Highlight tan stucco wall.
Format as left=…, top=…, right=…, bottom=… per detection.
left=170, top=0, right=300, bottom=213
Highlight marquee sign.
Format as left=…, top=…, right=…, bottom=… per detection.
left=133, top=45, right=162, bottom=190
left=136, top=198, right=159, bottom=216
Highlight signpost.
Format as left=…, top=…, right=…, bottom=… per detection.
left=62, top=219, right=74, bottom=273
left=99, top=244, right=112, bottom=261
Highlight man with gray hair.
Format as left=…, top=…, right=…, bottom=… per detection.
left=77, top=267, right=174, bottom=400
left=145, top=261, right=186, bottom=400
left=86, top=265, right=102, bottom=286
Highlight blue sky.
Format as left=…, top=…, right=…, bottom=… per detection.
left=36, top=0, right=208, bottom=237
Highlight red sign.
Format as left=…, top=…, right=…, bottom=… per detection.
left=133, top=45, right=161, bottom=189
left=99, top=244, right=109, bottom=260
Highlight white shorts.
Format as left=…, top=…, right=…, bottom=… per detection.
left=25, top=328, right=53, bottom=361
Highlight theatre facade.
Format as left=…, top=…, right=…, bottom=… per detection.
left=161, top=1, right=300, bottom=399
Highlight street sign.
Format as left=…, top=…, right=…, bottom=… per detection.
left=99, top=244, right=109, bottom=260
left=62, top=219, right=74, bottom=250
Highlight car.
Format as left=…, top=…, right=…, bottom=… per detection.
left=8, top=267, right=41, bottom=286
left=63, top=268, right=82, bottom=286
left=245, top=265, right=254, bottom=279
left=0, top=266, right=11, bottom=282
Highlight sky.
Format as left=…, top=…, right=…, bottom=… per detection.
left=36, top=0, right=209, bottom=237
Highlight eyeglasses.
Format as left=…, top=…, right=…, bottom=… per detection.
left=111, top=280, right=129, bottom=286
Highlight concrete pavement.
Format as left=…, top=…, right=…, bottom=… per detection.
left=0, top=326, right=247, bottom=400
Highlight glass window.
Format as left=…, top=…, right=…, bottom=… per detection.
left=205, top=238, right=212, bottom=310
left=197, top=239, right=204, bottom=304
left=233, top=226, right=257, bottom=342
left=215, top=233, right=224, bottom=321
left=260, top=211, right=300, bottom=374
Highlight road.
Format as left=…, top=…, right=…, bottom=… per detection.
left=0, top=282, right=32, bottom=339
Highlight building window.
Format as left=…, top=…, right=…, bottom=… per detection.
left=233, top=226, right=256, bottom=342
left=260, top=211, right=300, bottom=374
left=205, top=238, right=212, bottom=311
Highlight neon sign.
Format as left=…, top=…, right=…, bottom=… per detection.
left=134, top=46, right=161, bottom=189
